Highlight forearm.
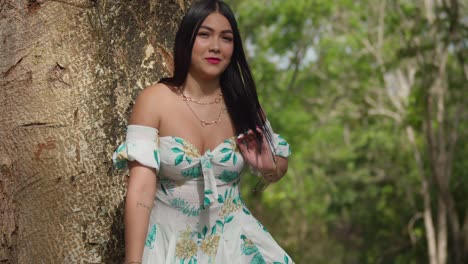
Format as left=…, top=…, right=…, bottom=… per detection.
left=254, top=155, right=288, bottom=183
left=274, top=156, right=288, bottom=178
left=124, top=164, right=156, bottom=263
left=125, top=191, right=153, bottom=262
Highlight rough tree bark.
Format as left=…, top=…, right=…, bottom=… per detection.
left=0, top=0, right=189, bottom=262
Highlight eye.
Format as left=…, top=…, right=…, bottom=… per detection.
left=197, top=31, right=210, bottom=38
left=222, top=35, right=233, bottom=42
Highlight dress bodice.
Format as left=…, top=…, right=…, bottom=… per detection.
left=157, top=135, right=244, bottom=207
left=113, top=124, right=291, bottom=209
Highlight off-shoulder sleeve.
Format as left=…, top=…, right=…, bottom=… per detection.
left=265, top=120, right=292, bottom=158
left=112, top=124, right=160, bottom=171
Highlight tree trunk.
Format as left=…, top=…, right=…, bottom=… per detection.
left=0, top=0, right=188, bottom=262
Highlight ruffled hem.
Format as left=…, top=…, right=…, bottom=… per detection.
left=140, top=203, right=295, bottom=264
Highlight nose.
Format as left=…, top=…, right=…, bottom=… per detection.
left=209, top=38, right=220, bottom=53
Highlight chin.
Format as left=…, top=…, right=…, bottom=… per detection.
left=199, top=68, right=227, bottom=80
left=200, top=72, right=223, bottom=80
left=190, top=63, right=229, bottom=80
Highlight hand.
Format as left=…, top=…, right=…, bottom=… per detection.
left=236, top=127, right=281, bottom=182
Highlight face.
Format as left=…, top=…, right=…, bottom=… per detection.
left=189, top=12, right=234, bottom=80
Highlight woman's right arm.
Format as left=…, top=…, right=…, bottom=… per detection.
left=123, top=84, right=165, bottom=263
left=124, top=162, right=156, bottom=263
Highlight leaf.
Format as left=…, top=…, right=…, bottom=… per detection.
left=217, top=194, right=224, bottom=203
left=285, top=255, right=289, bottom=264
left=220, top=147, right=231, bottom=153
left=205, top=190, right=213, bottom=195
left=241, top=242, right=258, bottom=255
left=185, top=156, right=192, bottom=164
left=161, top=183, right=168, bottom=195
left=174, top=137, right=184, bottom=144
left=211, top=224, right=217, bottom=234
left=171, top=147, right=184, bottom=153
left=116, top=144, right=126, bottom=153
left=181, top=166, right=201, bottom=178
left=218, top=170, right=240, bottom=183
left=225, top=215, right=234, bottom=223
left=251, top=252, right=266, bottom=264
left=220, top=153, right=232, bottom=163
left=175, top=154, right=184, bottom=166
left=278, top=141, right=288, bottom=146
left=242, top=208, right=251, bottom=215
left=169, top=198, right=201, bottom=217
left=114, top=160, right=126, bottom=170
left=216, top=220, right=224, bottom=227
left=144, top=224, right=157, bottom=249
left=233, top=154, right=238, bottom=165
left=202, top=226, right=207, bottom=236
left=153, top=150, right=159, bottom=164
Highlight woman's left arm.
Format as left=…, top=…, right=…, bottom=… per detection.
left=236, top=127, right=289, bottom=183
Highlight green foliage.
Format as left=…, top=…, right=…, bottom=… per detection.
left=227, top=0, right=467, bottom=263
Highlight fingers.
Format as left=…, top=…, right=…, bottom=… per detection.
left=255, top=126, right=264, bottom=136
left=236, top=129, right=257, bottom=150
left=245, top=130, right=257, bottom=149
left=236, top=135, right=249, bottom=153
left=237, top=128, right=272, bottom=156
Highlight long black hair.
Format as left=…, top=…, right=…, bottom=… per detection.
left=160, top=0, right=275, bottom=153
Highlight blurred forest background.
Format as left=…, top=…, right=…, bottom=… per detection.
left=224, top=0, right=468, bottom=263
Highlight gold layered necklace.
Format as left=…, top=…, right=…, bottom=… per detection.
left=181, top=90, right=223, bottom=105
left=179, top=88, right=226, bottom=127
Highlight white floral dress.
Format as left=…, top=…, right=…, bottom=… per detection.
left=113, top=124, right=293, bottom=264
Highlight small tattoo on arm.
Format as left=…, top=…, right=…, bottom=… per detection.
left=136, top=201, right=152, bottom=211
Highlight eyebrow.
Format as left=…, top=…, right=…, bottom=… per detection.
left=199, top=25, right=233, bottom=34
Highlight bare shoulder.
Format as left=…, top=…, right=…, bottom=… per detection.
left=129, top=83, right=175, bottom=128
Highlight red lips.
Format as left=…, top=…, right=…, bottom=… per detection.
left=206, top=57, right=221, bottom=64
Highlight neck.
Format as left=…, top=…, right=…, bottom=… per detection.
left=183, top=72, right=221, bottom=98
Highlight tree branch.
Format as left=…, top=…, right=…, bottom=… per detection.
left=406, top=126, right=439, bottom=264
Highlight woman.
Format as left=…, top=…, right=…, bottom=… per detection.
left=113, top=0, right=293, bottom=263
